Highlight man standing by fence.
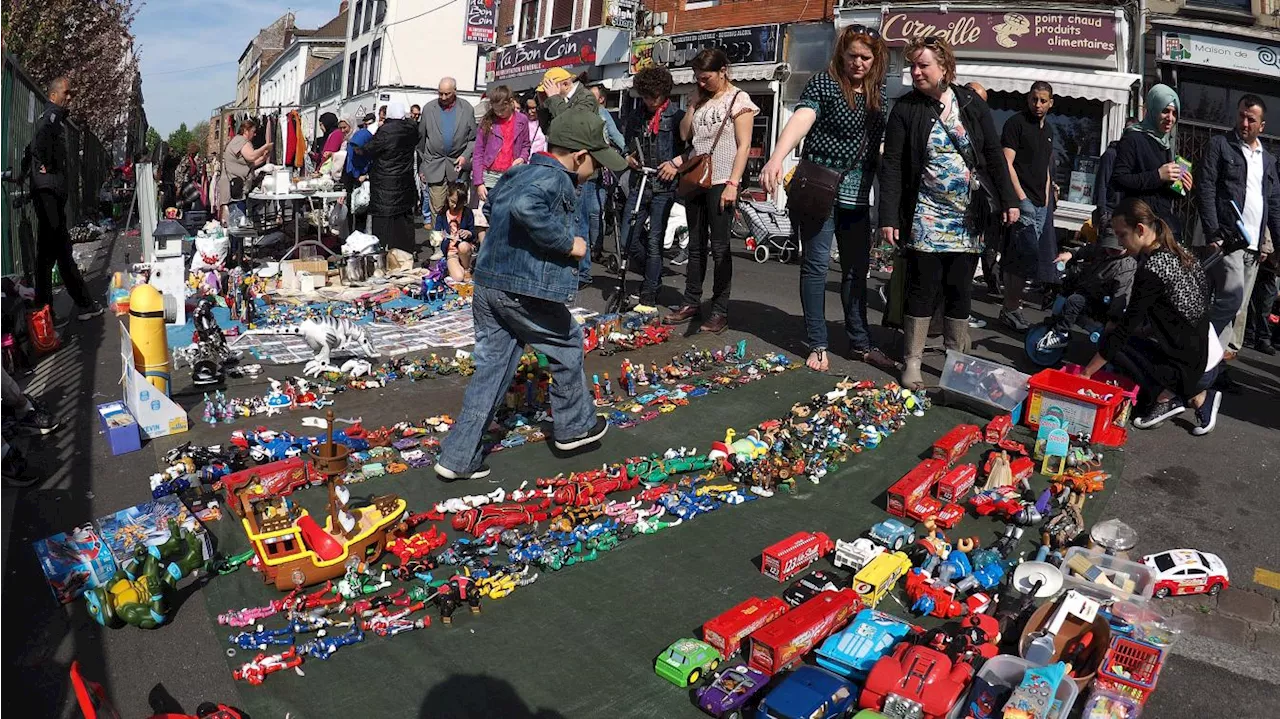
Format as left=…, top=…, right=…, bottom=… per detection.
left=28, top=76, right=102, bottom=326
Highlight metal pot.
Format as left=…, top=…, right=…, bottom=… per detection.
left=342, top=254, right=370, bottom=283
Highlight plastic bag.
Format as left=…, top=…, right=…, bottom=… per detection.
left=352, top=182, right=370, bottom=213
left=327, top=200, right=348, bottom=230
left=342, top=230, right=380, bottom=255
left=190, top=234, right=229, bottom=272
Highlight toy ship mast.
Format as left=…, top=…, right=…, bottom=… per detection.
left=310, top=410, right=356, bottom=539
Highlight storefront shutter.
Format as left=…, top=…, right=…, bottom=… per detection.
left=551, top=0, right=574, bottom=33
left=589, top=0, right=603, bottom=28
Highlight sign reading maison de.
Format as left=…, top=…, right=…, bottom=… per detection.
left=493, top=29, right=599, bottom=80
left=880, top=9, right=1119, bottom=67
left=1159, top=31, right=1280, bottom=79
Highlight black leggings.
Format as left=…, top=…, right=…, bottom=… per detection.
left=682, top=184, right=734, bottom=317
left=904, top=250, right=978, bottom=320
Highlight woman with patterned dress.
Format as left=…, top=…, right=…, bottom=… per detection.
left=762, top=24, right=894, bottom=373
left=878, top=36, right=1018, bottom=390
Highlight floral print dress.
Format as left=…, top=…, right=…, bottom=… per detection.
left=910, top=94, right=979, bottom=254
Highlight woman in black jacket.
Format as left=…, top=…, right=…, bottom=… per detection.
left=363, top=101, right=421, bottom=254
left=878, top=36, right=1018, bottom=390
left=1110, top=84, right=1191, bottom=239
left=1081, top=198, right=1222, bottom=435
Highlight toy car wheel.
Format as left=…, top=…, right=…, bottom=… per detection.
left=709, top=658, right=720, bottom=672
left=1209, top=582, right=1224, bottom=596
left=727, top=712, right=742, bottom=719
left=1154, top=585, right=1170, bottom=599
left=754, top=245, right=770, bottom=263
left=891, top=536, right=905, bottom=551
left=687, top=668, right=701, bottom=686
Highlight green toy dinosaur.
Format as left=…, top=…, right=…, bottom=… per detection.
left=84, top=520, right=204, bottom=630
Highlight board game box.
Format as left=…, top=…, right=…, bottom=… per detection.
left=33, top=523, right=119, bottom=604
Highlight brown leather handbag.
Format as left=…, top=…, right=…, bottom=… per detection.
left=786, top=158, right=843, bottom=226
left=677, top=91, right=741, bottom=198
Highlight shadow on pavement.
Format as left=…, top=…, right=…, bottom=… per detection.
left=420, top=674, right=566, bottom=719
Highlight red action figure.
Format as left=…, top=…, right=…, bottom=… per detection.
left=452, top=501, right=560, bottom=536
left=387, top=525, right=447, bottom=563
left=434, top=574, right=482, bottom=624
left=232, top=647, right=303, bottom=686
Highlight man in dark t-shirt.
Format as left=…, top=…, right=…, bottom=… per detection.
left=999, top=82, right=1055, bottom=332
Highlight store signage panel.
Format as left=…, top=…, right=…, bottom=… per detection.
left=1159, top=31, right=1280, bottom=79
left=607, top=0, right=638, bottom=31
left=880, top=9, right=1118, bottom=65
left=667, top=25, right=781, bottom=69
left=494, top=29, right=599, bottom=80
left=631, top=38, right=658, bottom=75
left=463, top=0, right=497, bottom=44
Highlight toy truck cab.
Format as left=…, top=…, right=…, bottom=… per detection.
left=852, top=552, right=912, bottom=608
left=834, top=538, right=886, bottom=572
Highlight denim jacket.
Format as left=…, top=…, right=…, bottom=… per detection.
left=473, top=153, right=579, bottom=303
left=625, top=102, right=686, bottom=193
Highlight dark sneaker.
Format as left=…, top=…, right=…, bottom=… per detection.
left=77, top=302, right=105, bottom=321
left=1191, top=389, right=1222, bottom=436
left=1038, top=329, right=1071, bottom=351
left=433, top=463, right=492, bottom=482
left=999, top=309, right=1031, bottom=332
left=16, top=397, right=61, bottom=435
left=670, top=250, right=689, bottom=266
left=663, top=304, right=700, bottom=325
left=2, top=446, right=38, bottom=488
left=699, top=314, right=728, bottom=334
left=1132, top=398, right=1186, bottom=430
left=1256, top=341, right=1277, bottom=356
left=554, top=416, right=608, bottom=451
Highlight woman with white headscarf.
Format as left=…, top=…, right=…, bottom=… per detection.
left=363, top=101, right=422, bottom=254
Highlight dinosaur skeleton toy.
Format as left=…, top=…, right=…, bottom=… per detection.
left=232, top=318, right=379, bottom=376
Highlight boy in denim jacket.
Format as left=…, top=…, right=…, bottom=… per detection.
left=436, top=109, right=630, bottom=481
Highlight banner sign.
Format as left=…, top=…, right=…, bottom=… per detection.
left=463, top=0, right=497, bottom=45
left=1159, top=31, right=1280, bottom=79
left=880, top=10, right=1118, bottom=63
left=493, top=29, right=598, bottom=80
left=607, top=0, right=638, bottom=31
left=630, top=38, right=658, bottom=75
left=667, top=25, right=781, bottom=69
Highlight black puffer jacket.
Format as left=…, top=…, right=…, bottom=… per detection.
left=364, top=118, right=419, bottom=217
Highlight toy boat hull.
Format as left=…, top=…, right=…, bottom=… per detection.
left=243, top=495, right=407, bottom=590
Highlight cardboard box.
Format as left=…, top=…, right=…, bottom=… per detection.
left=97, top=495, right=213, bottom=565
left=33, top=524, right=119, bottom=604
left=282, top=259, right=328, bottom=291
left=97, top=401, right=142, bottom=455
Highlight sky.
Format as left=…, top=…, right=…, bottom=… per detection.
left=135, top=1, right=342, bottom=136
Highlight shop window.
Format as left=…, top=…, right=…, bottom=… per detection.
left=987, top=91, right=1103, bottom=201
left=685, top=0, right=721, bottom=8
left=1178, top=79, right=1280, bottom=139
left=589, top=0, right=604, bottom=27
left=1185, top=0, right=1252, bottom=12
left=551, top=0, right=574, bottom=33
left=519, top=0, right=540, bottom=41
left=746, top=93, right=775, bottom=190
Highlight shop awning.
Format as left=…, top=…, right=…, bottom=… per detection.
left=671, top=63, right=788, bottom=86
left=903, top=65, right=1139, bottom=104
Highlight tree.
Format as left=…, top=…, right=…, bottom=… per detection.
left=2, top=0, right=141, bottom=140
left=190, top=121, right=210, bottom=157
left=145, top=127, right=161, bottom=155
left=167, top=123, right=194, bottom=155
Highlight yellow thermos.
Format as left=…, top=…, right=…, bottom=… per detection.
left=128, top=284, right=171, bottom=395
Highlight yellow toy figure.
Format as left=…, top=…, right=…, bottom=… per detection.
left=128, top=283, right=172, bottom=395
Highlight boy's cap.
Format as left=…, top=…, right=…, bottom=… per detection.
left=362, top=113, right=376, bottom=124
left=548, top=109, right=629, bottom=173
left=537, top=67, right=574, bottom=92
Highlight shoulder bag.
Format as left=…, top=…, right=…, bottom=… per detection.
left=677, top=91, right=741, bottom=199
left=932, top=103, right=999, bottom=233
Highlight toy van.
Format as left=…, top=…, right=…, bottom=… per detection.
left=852, top=551, right=911, bottom=608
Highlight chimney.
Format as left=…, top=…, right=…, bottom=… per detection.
left=340, top=0, right=349, bottom=12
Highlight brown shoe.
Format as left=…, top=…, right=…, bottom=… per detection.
left=663, top=304, right=700, bottom=325
left=852, top=347, right=902, bottom=372
left=699, top=314, right=728, bottom=334
left=1223, top=349, right=1238, bottom=362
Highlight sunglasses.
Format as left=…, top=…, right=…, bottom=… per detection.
left=920, top=35, right=947, bottom=47
left=847, top=24, right=882, bottom=39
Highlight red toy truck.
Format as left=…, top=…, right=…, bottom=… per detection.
left=761, top=531, right=835, bottom=582
left=748, top=589, right=862, bottom=674
left=885, top=459, right=947, bottom=519
left=860, top=642, right=975, bottom=719
left=936, top=464, right=977, bottom=503
left=931, top=425, right=981, bottom=466
left=220, top=457, right=314, bottom=517
left=984, top=415, right=1013, bottom=444
left=702, top=596, right=790, bottom=659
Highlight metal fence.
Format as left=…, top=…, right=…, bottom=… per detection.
left=2, top=53, right=111, bottom=278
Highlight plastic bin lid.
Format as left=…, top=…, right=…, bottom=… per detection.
left=939, top=350, right=1031, bottom=412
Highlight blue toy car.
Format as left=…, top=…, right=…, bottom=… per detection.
left=868, top=518, right=916, bottom=551
left=755, top=665, right=857, bottom=719
left=815, top=608, right=914, bottom=679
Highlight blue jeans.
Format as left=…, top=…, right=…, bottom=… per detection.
left=576, top=178, right=603, bottom=280
left=622, top=189, right=676, bottom=304
left=798, top=206, right=873, bottom=352
left=437, top=286, right=597, bottom=473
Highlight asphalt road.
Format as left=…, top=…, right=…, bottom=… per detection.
left=3, top=230, right=1278, bottom=718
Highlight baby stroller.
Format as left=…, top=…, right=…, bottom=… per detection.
left=738, top=198, right=798, bottom=264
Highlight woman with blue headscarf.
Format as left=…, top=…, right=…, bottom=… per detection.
left=1111, top=84, right=1192, bottom=238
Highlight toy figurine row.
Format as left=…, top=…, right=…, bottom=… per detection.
left=215, top=380, right=931, bottom=685
left=644, top=419, right=1194, bottom=719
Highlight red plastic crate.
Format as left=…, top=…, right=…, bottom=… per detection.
left=1024, top=368, right=1129, bottom=446
left=1062, top=363, right=1139, bottom=428
left=1095, top=636, right=1164, bottom=705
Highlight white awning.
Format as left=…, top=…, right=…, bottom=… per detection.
left=671, top=63, right=786, bottom=86
left=903, top=64, right=1139, bottom=105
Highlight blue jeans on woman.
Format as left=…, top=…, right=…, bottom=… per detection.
left=437, top=286, right=598, bottom=474
left=623, top=189, right=676, bottom=304
left=576, top=177, right=603, bottom=281
left=798, top=206, right=874, bottom=353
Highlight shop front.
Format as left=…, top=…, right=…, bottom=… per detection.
left=1153, top=22, right=1280, bottom=176
left=837, top=5, right=1140, bottom=230
left=487, top=26, right=632, bottom=94
left=630, top=24, right=788, bottom=190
